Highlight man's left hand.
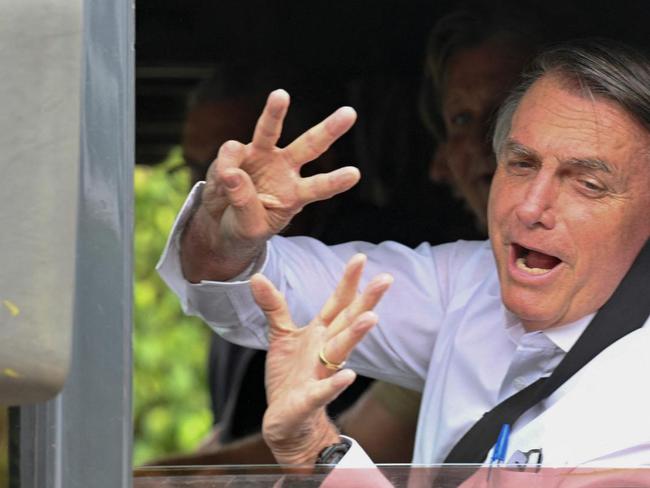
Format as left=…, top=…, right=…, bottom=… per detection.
left=250, top=254, right=393, bottom=465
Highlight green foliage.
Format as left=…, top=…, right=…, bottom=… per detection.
left=133, top=149, right=212, bottom=466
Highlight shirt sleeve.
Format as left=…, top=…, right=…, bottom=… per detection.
left=157, top=184, right=476, bottom=390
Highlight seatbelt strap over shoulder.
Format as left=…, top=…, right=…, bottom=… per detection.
left=444, top=239, right=650, bottom=464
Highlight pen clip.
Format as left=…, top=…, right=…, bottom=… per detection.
left=491, top=424, right=511, bottom=464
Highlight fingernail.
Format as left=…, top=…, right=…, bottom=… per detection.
left=354, top=311, right=378, bottom=331
left=249, top=273, right=264, bottom=289
left=222, top=140, right=242, bottom=152
left=271, top=88, right=289, bottom=100
left=336, top=106, right=357, bottom=122
left=333, top=369, right=356, bottom=387
left=223, top=172, right=240, bottom=189
left=330, top=167, right=359, bottom=186
left=370, top=273, right=394, bottom=290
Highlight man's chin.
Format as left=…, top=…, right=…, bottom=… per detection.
left=502, top=293, right=564, bottom=331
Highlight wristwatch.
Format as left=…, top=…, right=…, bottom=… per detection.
left=315, top=438, right=351, bottom=465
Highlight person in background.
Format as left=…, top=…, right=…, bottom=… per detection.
left=420, top=8, right=541, bottom=231
left=335, top=7, right=543, bottom=462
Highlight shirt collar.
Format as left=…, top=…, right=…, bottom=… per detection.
left=543, top=313, right=595, bottom=353
left=502, top=306, right=525, bottom=346
left=502, top=306, right=595, bottom=353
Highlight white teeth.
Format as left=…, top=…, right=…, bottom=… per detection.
left=516, top=257, right=551, bottom=275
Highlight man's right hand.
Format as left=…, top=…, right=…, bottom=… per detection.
left=181, top=89, right=360, bottom=283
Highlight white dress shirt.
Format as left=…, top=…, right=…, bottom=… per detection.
left=158, top=182, right=650, bottom=468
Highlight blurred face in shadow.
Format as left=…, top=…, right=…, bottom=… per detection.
left=182, top=94, right=339, bottom=187
left=182, top=97, right=261, bottom=185
left=181, top=89, right=340, bottom=237
left=431, top=37, right=531, bottom=228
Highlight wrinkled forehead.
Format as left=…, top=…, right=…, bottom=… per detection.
left=533, top=71, right=650, bottom=137
left=513, top=74, right=650, bottom=160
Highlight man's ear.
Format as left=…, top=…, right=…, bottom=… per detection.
left=429, top=142, right=451, bottom=183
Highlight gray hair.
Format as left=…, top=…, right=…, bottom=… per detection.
left=492, top=38, right=650, bottom=156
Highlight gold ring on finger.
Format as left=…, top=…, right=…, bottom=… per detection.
left=318, top=347, right=346, bottom=371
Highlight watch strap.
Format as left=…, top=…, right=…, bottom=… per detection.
left=315, top=438, right=352, bottom=465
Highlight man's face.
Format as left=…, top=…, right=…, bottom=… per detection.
left=488, top=75, right=650, bottom=331
left=432, top=38, right=531, bottom=227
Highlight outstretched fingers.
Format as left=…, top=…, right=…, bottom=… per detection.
left=284, top=106, right=357, bottom=168
left=252, top=89, right=290, bottom=151
left=327, top=273, right=393, bottom=338
left=296, top=166, right=361, bottom=205
left=319, top=310, right=379, bottom=372
left=305, top=369, right=357, bottom=411
left=250, top=273, right=296, bottom=336
left=319, top=254, right=367, bottom=324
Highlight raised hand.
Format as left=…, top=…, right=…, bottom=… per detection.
left=250, top=254, right=393, bottom=465
left=181, top=90, right=360, bottom=282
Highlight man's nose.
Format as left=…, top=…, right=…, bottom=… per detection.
left=515, top=173, right=557, bottom=229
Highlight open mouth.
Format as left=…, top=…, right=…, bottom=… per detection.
left=512, top=243, right=562, bottom=275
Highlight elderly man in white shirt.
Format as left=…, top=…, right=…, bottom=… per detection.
left=158, top=39, right=650, bottom=475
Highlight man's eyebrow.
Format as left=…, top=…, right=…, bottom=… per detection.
left=563, top=157, right=613, bottom=174
left=502, top=139, right=615, bottom=174
left=501, top=139, right=541, bottom=161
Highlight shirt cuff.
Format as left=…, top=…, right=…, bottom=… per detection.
left=156, top=181, right=205, bottom=308
left=336, top=436, right=376, bottom=468
left=156, top=181, right=268, bottom=308
left=320, top=436, right=393, bottom=487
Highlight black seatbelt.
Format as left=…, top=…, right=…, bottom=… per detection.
left=444, top=239, right=650, bottom=464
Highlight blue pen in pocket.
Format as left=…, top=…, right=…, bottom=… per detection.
left=487, top=423, right=510, bottom=481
